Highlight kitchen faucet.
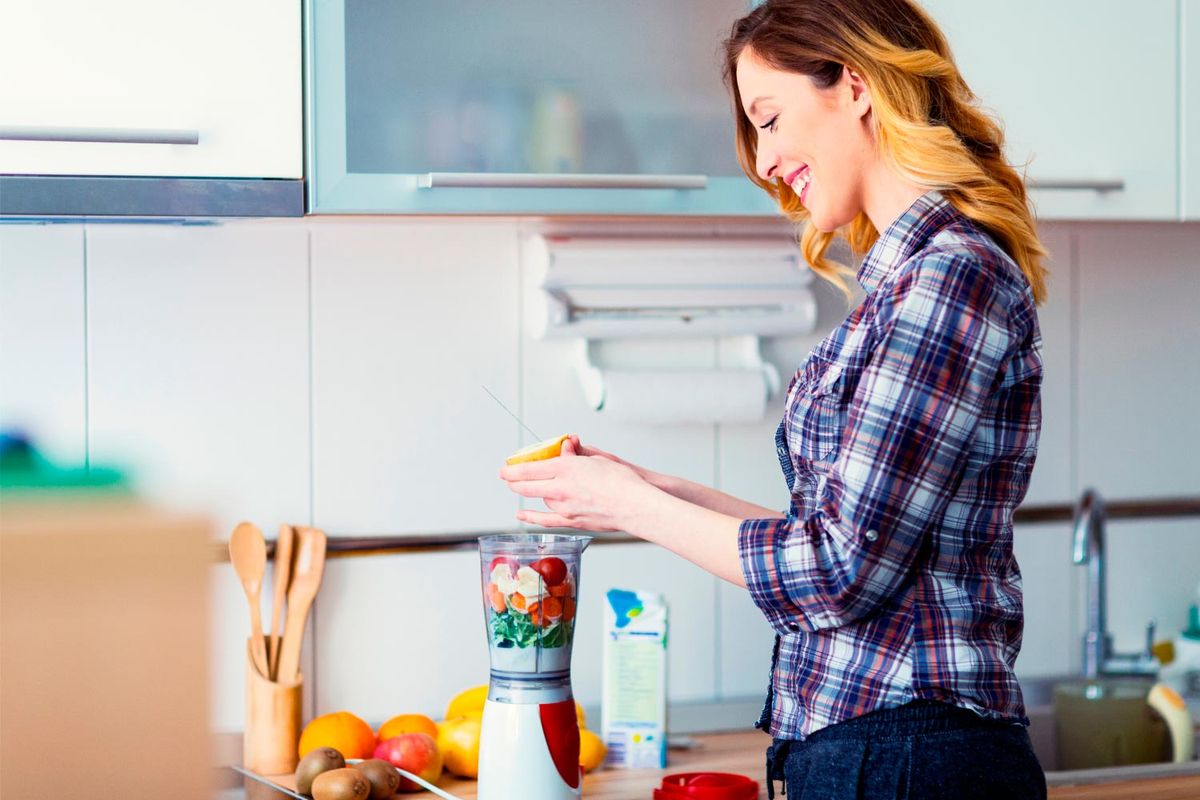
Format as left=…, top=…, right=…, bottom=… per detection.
left=1072, top=488, right=1160, bottom=679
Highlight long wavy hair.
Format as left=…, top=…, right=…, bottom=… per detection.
left=722, top=0, right=1048, bottom=305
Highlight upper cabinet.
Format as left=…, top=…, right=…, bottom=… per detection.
left=920, top=0, right=1180, bottom=221
left=1186, top=1, right=1199, bottom=221
left=0, top=0, right=302, bottom=216
left=306, top=0, right=777, bottom=216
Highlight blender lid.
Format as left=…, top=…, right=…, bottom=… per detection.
left=654, top=772, right=759, bottom=800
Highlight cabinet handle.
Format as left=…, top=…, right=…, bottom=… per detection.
left=1027, top=178, right=1124, bottom=192
left=419, top=172, right=708, bottom=190
left=0, top=126, right=199, bottom=145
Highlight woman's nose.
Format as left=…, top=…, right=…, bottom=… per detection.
left=756, top=148, right=779, bottom=182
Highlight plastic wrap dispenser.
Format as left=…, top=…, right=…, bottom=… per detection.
left=526, top=234, right=819, bottom=424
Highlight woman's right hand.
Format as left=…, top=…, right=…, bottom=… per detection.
left=565, top=434, right=653, bottom=480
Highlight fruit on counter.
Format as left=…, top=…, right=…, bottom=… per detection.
left=311, top=767, right=370, bottom=800
left=352, top=759, right=401, bottom=800
left=376, top=713, right=438, bottom=743
left=445, top=684, right=489, bottom=720
left=530, top=556, right=568, bottom=586
left=373, top=733, right=443, bottom=792
left=437, top=715, right=483, bottom=778
left=299, top=711, right=376, bottom=759
left=505, top=434, right=570, bottom=465
left=295, top=747, right=347, bottom=795
left=579, top=728, right=607, bottom=773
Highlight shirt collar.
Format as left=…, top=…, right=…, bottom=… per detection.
left=856, top=190, right=957, bottom=294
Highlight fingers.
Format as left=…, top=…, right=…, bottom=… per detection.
left=560, top=436, right=578, bottom=457
left=568, top=433, right=582, bottom=451
left=499, top=460, right=559, bottom=481
left=516, top=509, right=576, bottom=528
left=505, top=479, right=563, bottom=501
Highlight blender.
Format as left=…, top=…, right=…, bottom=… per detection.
left=477, top=533, right=591, bottom=800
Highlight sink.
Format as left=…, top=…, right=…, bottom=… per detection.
left=1020, top=674, right=1200, bottom=786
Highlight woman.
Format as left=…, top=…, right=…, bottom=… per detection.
left=501, top=0, right=1048, bottom=796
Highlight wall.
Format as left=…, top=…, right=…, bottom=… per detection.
left=1, top=216, right=1197, bottom=735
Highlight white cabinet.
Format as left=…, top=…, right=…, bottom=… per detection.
left=1186, top=1, right=1200, bottom=220
left=920, top=1, right=1178, bottom=220
left=0, top=0, right=300, bottom=179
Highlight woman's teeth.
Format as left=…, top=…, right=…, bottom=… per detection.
left=794, top=171, right=811, bottom=194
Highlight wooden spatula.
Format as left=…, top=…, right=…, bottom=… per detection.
left=276, top=526, right=326, bottom=685
left=228, top=522, right=271, bottom=679
left=267, top=523, right=295, bottom=681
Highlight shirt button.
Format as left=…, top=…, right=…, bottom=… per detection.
left=865, top=529, right=879, bottom=542
left=787, top=623, right=800, bottom=632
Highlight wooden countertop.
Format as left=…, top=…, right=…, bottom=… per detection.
left=261, top=731, right=1200, bottom=800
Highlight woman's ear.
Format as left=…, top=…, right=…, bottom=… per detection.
left=843, top=66, right=872, bottom=119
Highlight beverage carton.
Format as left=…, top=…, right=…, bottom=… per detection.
left=601, top=588, right=668, bottom=768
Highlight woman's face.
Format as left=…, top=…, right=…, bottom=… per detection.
left=736, top=47, right=874, bottom=232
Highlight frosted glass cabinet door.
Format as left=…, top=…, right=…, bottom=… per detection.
left=0, top=0, right=300, bottom=179
left=306, top=0, right=778, bottom=215
left=920, top=0, right=1178, bottom=220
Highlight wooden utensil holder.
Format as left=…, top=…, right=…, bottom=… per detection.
left=244, top=639, right=302, bottom=775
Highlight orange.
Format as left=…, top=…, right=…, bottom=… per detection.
left=505, top=434, right=570, bottom=465
left=377, top=713, right=439, bottom=743
left=437, top=715, right=483, bottom=778
left=298, top=711, right=376, bottom=759
left=579, top=728, right=607, bottom=772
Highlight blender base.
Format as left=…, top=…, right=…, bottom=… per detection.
left=478, top=698, right=582, bottom=800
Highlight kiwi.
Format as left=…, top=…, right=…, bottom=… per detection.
left=353, top=759, right=401, bottom=799
left=311, top=767, right=370, bottom=800
left=295, top=747, right=346, bottom=795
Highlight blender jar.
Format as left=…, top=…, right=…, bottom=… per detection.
left=479, top=534, right=590, bottom=679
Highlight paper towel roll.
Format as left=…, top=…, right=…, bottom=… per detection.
left=587, top=368, right=771, bottom=425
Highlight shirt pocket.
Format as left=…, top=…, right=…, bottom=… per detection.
left=792, top=360, right=852, bottom=465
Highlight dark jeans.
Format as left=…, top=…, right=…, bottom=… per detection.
left=764, top=701, right=1047, bottom=800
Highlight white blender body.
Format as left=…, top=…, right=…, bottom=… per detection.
left=477, top=534, right=590, bottom=800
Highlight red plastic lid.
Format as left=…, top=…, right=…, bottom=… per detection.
left=653, top=772, right=759, bottom=800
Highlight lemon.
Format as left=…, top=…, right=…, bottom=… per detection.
left=579, top=728, right=607, bottom=773
left=445, top=685, right=489, bottom=720
left=505, top=434, right=570, bottom=465
left=437, top=716, right=483, bottom=778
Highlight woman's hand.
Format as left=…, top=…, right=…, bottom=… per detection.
left=499, top=437, right=656, bottom=532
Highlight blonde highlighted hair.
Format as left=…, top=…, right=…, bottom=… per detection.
left=723, top=0, right=1048, bottom=305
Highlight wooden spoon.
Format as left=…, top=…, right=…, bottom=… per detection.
left=228, top=522, right=271, bottom=679
left=267, top=523, right=295, bottom=681
left=276, top=526, right=327, bottom=685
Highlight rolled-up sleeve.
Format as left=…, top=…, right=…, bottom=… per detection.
left=740, top=252, right=1023, bottom=634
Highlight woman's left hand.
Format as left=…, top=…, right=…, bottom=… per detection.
left=499, top=438, right=652, bottom=531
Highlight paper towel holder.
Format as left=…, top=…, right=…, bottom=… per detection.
left=574, top=336, right=781, bottom=413
left=528, top=234, right=818, bottom=340
left=525, top=234, right=814, bottom=422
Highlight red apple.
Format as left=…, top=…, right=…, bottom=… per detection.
left=373, top=733, right=443, bottom=792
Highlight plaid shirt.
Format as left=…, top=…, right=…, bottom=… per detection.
left=739, top=191, right=1041, bottom=740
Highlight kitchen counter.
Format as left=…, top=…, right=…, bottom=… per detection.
left=247, top=730, right=1200, bottom=800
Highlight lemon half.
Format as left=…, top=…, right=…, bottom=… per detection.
left=505, top=434, right=570, bottom=465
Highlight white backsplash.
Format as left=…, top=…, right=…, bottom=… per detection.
left=1, top=215, right=1197, bottom=734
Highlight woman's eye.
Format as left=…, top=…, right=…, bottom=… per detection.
left=758, top=115, right=778, bottom=132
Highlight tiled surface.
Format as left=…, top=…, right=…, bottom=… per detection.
left=314, top=549, right=489, bottom=723
left=0, top=225, right=86, bottom=464
left=310, top=221, right=521, bottom=535
left=1104, top=516, right=1200, bottom=656
left=1076, top=223, right=1200, bottom=497
left=1024, top=224, right=1073, bottom=505
left=84, top=221, right=312, bottom=732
